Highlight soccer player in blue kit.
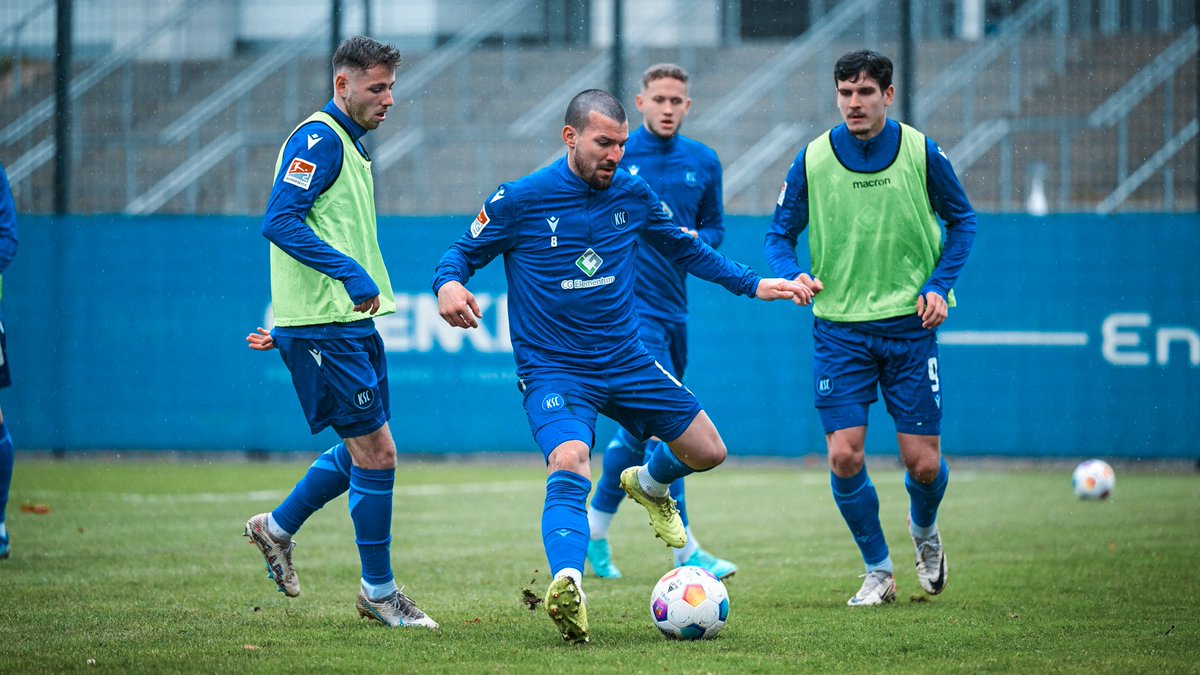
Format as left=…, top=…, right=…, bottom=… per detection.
left=586, top=64, right=737, bottom=581
left=0, top=162, right=18, bottom=561
left=242, top=36, right=437, bottom=629
left=434, top=89, right=812, bottom=643
left=765, top=50, right=976, bottom=606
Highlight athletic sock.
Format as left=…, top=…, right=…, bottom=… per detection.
left=272, top=443, right=352, bottom=536
left=674, top=525, right=700, bottom=565
left=0, top=422, right=12, bottom=530
left=361, top=578, right=399, bottom=602
left=641, top=441, right=691, bottom=495
left=587, top=507, right=616, bottom=540
left=907, top=457, right=949, bottom=537
left=831, top=468, right=890, bottom=572
left=542, top=470, right=591, bottom=577
left=591, top=428, right=643, bottom=514
left=348, top=465, right=395, bottom=588
left=670, top=475, right=689, bottom=528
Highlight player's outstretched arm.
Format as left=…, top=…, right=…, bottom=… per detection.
left=754, top=277, right=819, bottom=306
left=437, top=280, right=482, bottom=329
left=246, top=327, right=276, bottom=351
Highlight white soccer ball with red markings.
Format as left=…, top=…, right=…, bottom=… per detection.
left=650, top=565, right=730, bottom=640
left=1072, top=459, right=1115, bottom=500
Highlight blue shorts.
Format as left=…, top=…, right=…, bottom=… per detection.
left=274, top=332, right=391, bottom=438
left=519, top=355, right=702, bottom=460
left=639, top=317, right=688, bottom=380
left=812, top=318, right=942, bottom=435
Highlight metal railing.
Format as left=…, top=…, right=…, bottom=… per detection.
left=691, top=0, right=879, bottom=135
left=1, top=0, right=213, bottom=187
left=128, top=0, right=536, bottom=214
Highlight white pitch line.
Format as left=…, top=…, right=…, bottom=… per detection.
left=25, top=471, right=976, bottom=505
left=939, top=330, right=1089, bottom=346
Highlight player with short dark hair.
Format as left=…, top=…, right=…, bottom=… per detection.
left=242, top=35, right=437, bottom=629
left=586, top=63, right=737, bottom=582
left=0, top=162, right=19, bottom=561
left=765, top=49, right=976, bottom=606
left=434, top=89, right=813, bottom=643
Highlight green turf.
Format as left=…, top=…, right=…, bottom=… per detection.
left=0, top=457, right=1195, bottom=673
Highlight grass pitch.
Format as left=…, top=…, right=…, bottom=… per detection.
left=0, top=456, right=1196, bottom=673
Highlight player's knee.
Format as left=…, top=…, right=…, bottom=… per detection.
left=904, top=452, right=941, bottom=483
left=827, top=443, right=864, bottom=478
left=548, top=441, right=590, bottom=474
left=693, top=438, right=726, bottom=471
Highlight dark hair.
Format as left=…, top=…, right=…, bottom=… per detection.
left=332, top=35, right=402, bottom=74
left=833, top=50, right=893, bottom=90
left=564, top=89, right=627, bottom=131
left=641, top=63, right=689, bottom=91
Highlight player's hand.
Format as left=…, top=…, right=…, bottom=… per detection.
left=916, top=291, right=948, bottom=329
left=354, top=295, right=381, bottom=315
left=754, top=277, right=814, bottom=305
left=795, top=273, right=824, bottom=300
left=680, top=227, right=699, bottom=238
left=246, top=327, right=276, bottom=351
left=437, top=281, right=482, bottom=329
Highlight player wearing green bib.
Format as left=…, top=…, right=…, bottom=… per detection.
left=242, top=36, right=437, bottom=629
left=765, top=50, right=977, bottom=607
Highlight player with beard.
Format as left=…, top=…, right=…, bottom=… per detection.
left=434, top=89, right=812, bottom=643
left=242, top=35, right=437, bottom=629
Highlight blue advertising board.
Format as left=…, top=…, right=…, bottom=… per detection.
left=3, top=213, right=1197, bottom=458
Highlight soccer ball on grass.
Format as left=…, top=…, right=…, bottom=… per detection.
left=650, top=565, right=729, bottom=640
left=1072, top=459, right=1115, bottom=500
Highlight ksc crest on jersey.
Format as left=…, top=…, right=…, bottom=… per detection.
left=611, top=208, right=629, bottom=230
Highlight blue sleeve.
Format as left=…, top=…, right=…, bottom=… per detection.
left=432, top=188, right=518, bottom=292
left=763, top=149, right=808, bottom=280
left=0, top=166, right=18, bottom=275
left=262, top=122, right=378, bottom=304
left=640, top=184, right=760, bottom=297
left=694, top=154, right=724, bottom=249
left=923, top=138, right=977, bottom=299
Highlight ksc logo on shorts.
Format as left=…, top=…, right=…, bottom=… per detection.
left=541, top=393, right=565, bottom=411
left=817, top=376, right=834, bottom=396
left=354, top=388, right=375, bottom=409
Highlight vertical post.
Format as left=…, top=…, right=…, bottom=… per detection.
left=363, top=0, right=372, bottom=37
left=54, top=0, right=72, bottom=215
left=611, top=0, right=624, bottom=104
left=1195, top=0, right=1199, bottom=209
left=331, top=0, right=343, bottom=68
left=722, top=0, right=741, bottom=47
left=900, top=0, right=915, bottom=127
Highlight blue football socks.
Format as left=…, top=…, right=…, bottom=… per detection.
left=271, top=443, right=352, bottom=536
left=831, top=468, right=891, bottom=571
left=0, top=422, right=12, bottom=530
left=542, top=470, right=591, bottom=576
left=906, top=457, right=949, bottom=537
left=646, top=441, right=693, bottom=487
left=348, top=465, right=395, bottom=589
left=669, top=472, right=689, bottom=528
left=591, top=428, right=644, bottom=514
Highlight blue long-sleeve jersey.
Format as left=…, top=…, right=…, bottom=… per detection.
left=622, top=125, right=724, bottom=324
left=262, top=100, right=379, bottom=309
left=765, top=119, right=976, bottom=313
left=0, top=164, right=18, bottom=279
left=433, top=157, right=761, bottom=375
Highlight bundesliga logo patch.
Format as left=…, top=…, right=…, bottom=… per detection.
left=283, top=158, right=317, bottom=190
left=470, top=208, right=490, bottom=238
